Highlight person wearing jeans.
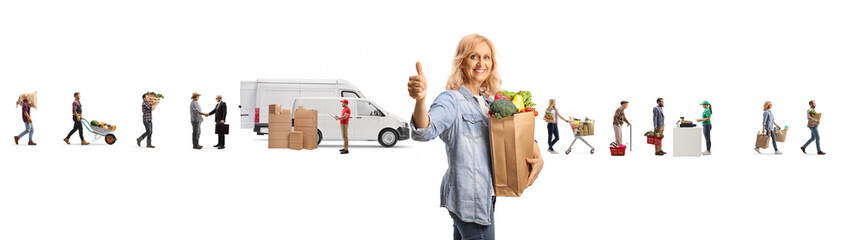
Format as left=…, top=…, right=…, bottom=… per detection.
left=137, top=93, right=156, bottom=148
left=545, top=99, right=568, bottom=154
left=190, top=92, right=208, bottom=149
left=696, top=100, right=712, bottom=155
left=801, top=100, right=826, bottom=155
left=755, top=101, right=782, bottom=154
left=407, top=34, right=544, bottom=239
left=64, top=92, right=89, bottom=145
left=14, top=96, right=36, bottom=145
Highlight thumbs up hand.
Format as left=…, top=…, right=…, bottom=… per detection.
left=408, top=61, right=427, bottom=100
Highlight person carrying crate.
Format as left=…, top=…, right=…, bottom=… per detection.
left=653, top=98, right=666, bottom=156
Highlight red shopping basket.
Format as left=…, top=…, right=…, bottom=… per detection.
left=646, top=136, right=662, bottom=146
left=610, top=145, right=626, bottom=156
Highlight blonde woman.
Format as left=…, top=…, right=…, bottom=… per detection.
left=545, top=99, right=569, bottom=154
left=408, top=34, right=543, bottom=239
left=755, top=101, right=782, bottom=154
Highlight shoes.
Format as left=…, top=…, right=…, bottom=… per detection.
left=818, top=151, right=826, bottom=155
left=146, top=145, right=155, bottom=148
left=193, top=146, right=202, bottom=149
left=137, top=138, right=142, bottom=147
left=340, top=149, right=349, bottom=154
left=217, top=146, right=225, bottom=150
left=214, top=144, right=220, bottom=147
left=81, top=140, right=90, bottom=145
left=660, top=150, right=667, bottom=155
left=775, top=150, right=783, bottom=155
left=702, top=151, right=711, bottom=155
left=655, top=151, right=664, bottom=156
left=28, top=141, right=37, bottom=146
left=754, top=147, right=760, bottom=154
left=14, top=136, right=19, bottom=145
left=548, top=149, right=559, bottom=154
left=800, top=147, right=806, bottom=154
left=64, top=138, right=70, bottom=144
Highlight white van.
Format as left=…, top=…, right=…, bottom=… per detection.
left=239, top=79, right=365, bottom=134
left=292, top=97, right=409, bottom=147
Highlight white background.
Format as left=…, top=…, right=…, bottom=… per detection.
left=2, top=0, right=865, bottom=239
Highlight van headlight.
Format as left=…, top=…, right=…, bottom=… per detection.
left=401, top=122, right=409, bottom=128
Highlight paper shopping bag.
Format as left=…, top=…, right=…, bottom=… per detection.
left=774, top=128, right=787, bottom=142
left=756, top=134, right=771, bottom=149
left=489, top=112, right=534, bottom=197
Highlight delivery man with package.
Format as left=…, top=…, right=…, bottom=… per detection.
left=406, top=34, right=543, bottom=239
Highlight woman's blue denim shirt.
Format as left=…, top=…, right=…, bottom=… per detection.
left=411, top=86, right=495, bottom=226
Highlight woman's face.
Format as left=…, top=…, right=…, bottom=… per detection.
left=461, top=42, right=493, bottom=84
left=702, top=104, right=708, bottom=109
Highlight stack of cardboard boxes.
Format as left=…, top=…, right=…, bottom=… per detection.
left=268, top=104, right=293, bottom=148
left=294, top=106, right=318, bottom=150
left=266, top=104, right=318, bottom=150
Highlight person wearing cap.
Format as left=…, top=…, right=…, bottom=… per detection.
left=190, top=92, right=209, bottom=149
left=208, top=94, right=227, bottom=149
left=613, top=100, right=631, bottom=146
left=652, top=98, right=666, bottom=156
left=14, top=95, right=36, bottom=145
left=333, top=99, right=351, bottom=154
left=696, top=100, right=713, bottom=155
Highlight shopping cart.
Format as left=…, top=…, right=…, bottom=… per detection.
left=81, top=118, right=117, bottom=145
left=565, top=117, right=595, bottom=155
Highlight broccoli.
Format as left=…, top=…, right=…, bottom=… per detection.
left=490, top=98, right=518, bottom=119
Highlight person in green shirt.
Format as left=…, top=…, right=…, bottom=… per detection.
left=696, top=100, right=712, bottom=155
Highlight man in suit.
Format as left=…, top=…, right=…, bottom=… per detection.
left=209, top=94, right=228, bottom=149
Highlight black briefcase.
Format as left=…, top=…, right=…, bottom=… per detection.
left=216, top=123, right=230, bottom=135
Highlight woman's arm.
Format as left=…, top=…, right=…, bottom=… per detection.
left=409, top=62, right=429, bottom=128
left=557, top=112, right=568, bottom=122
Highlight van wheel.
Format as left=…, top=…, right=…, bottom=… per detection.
left=317, top=129, right=323, bottom=145
left=378, top=129, right=398, bottom=147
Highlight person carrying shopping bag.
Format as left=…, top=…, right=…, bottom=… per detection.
left=696, top=100, right=712, bottom=155
left=755, top=101, right=782, bottom=154
left=544, top=99, right=569, bottom=154
left=801, top=100, right=826, bottom=155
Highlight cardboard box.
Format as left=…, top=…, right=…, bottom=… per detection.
left=294, top=118, right=316, bottom=128
left=269, top=123, right=292, bottom=132
left=269, top=112, right=292, bottom=123
left=303, top=133, right=318, bottom=149
left=489, top=112, right=534, bottom=197
left=268, top=131, right=291, bottom=140
left=269, top=104, right=281, bottom=114
left=289, top=132, right=303, bottom=150
left=268, top=139, right=289, bottom=148
left=774, top=128, right=788, bottom=142
left=295, top=108, right=318, bottom=122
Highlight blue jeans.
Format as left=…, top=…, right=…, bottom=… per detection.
left=17, top=122, right=34, bottom=142
left=703, top=124, right=712, bottom=151
left=767, top=128, right=778, bottom=151
left=138, top=121, right=153, bottom=146
left=803, top=126, right=821, bottom=152
left=547, top=123, right=559, bottom=150
left=451, top=209, right=494, bottom=240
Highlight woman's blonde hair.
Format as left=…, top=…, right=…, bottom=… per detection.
left=446, top=34, right=502, bottom=97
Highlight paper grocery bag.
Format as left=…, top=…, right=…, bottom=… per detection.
left=489, top=112, right=534, bottom=197
left=774, top=128, right=787, bottom=142
left=756, top=134, right=771, bottom=149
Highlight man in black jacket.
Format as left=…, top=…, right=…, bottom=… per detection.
left=209, top=94, right=228, bottom=149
